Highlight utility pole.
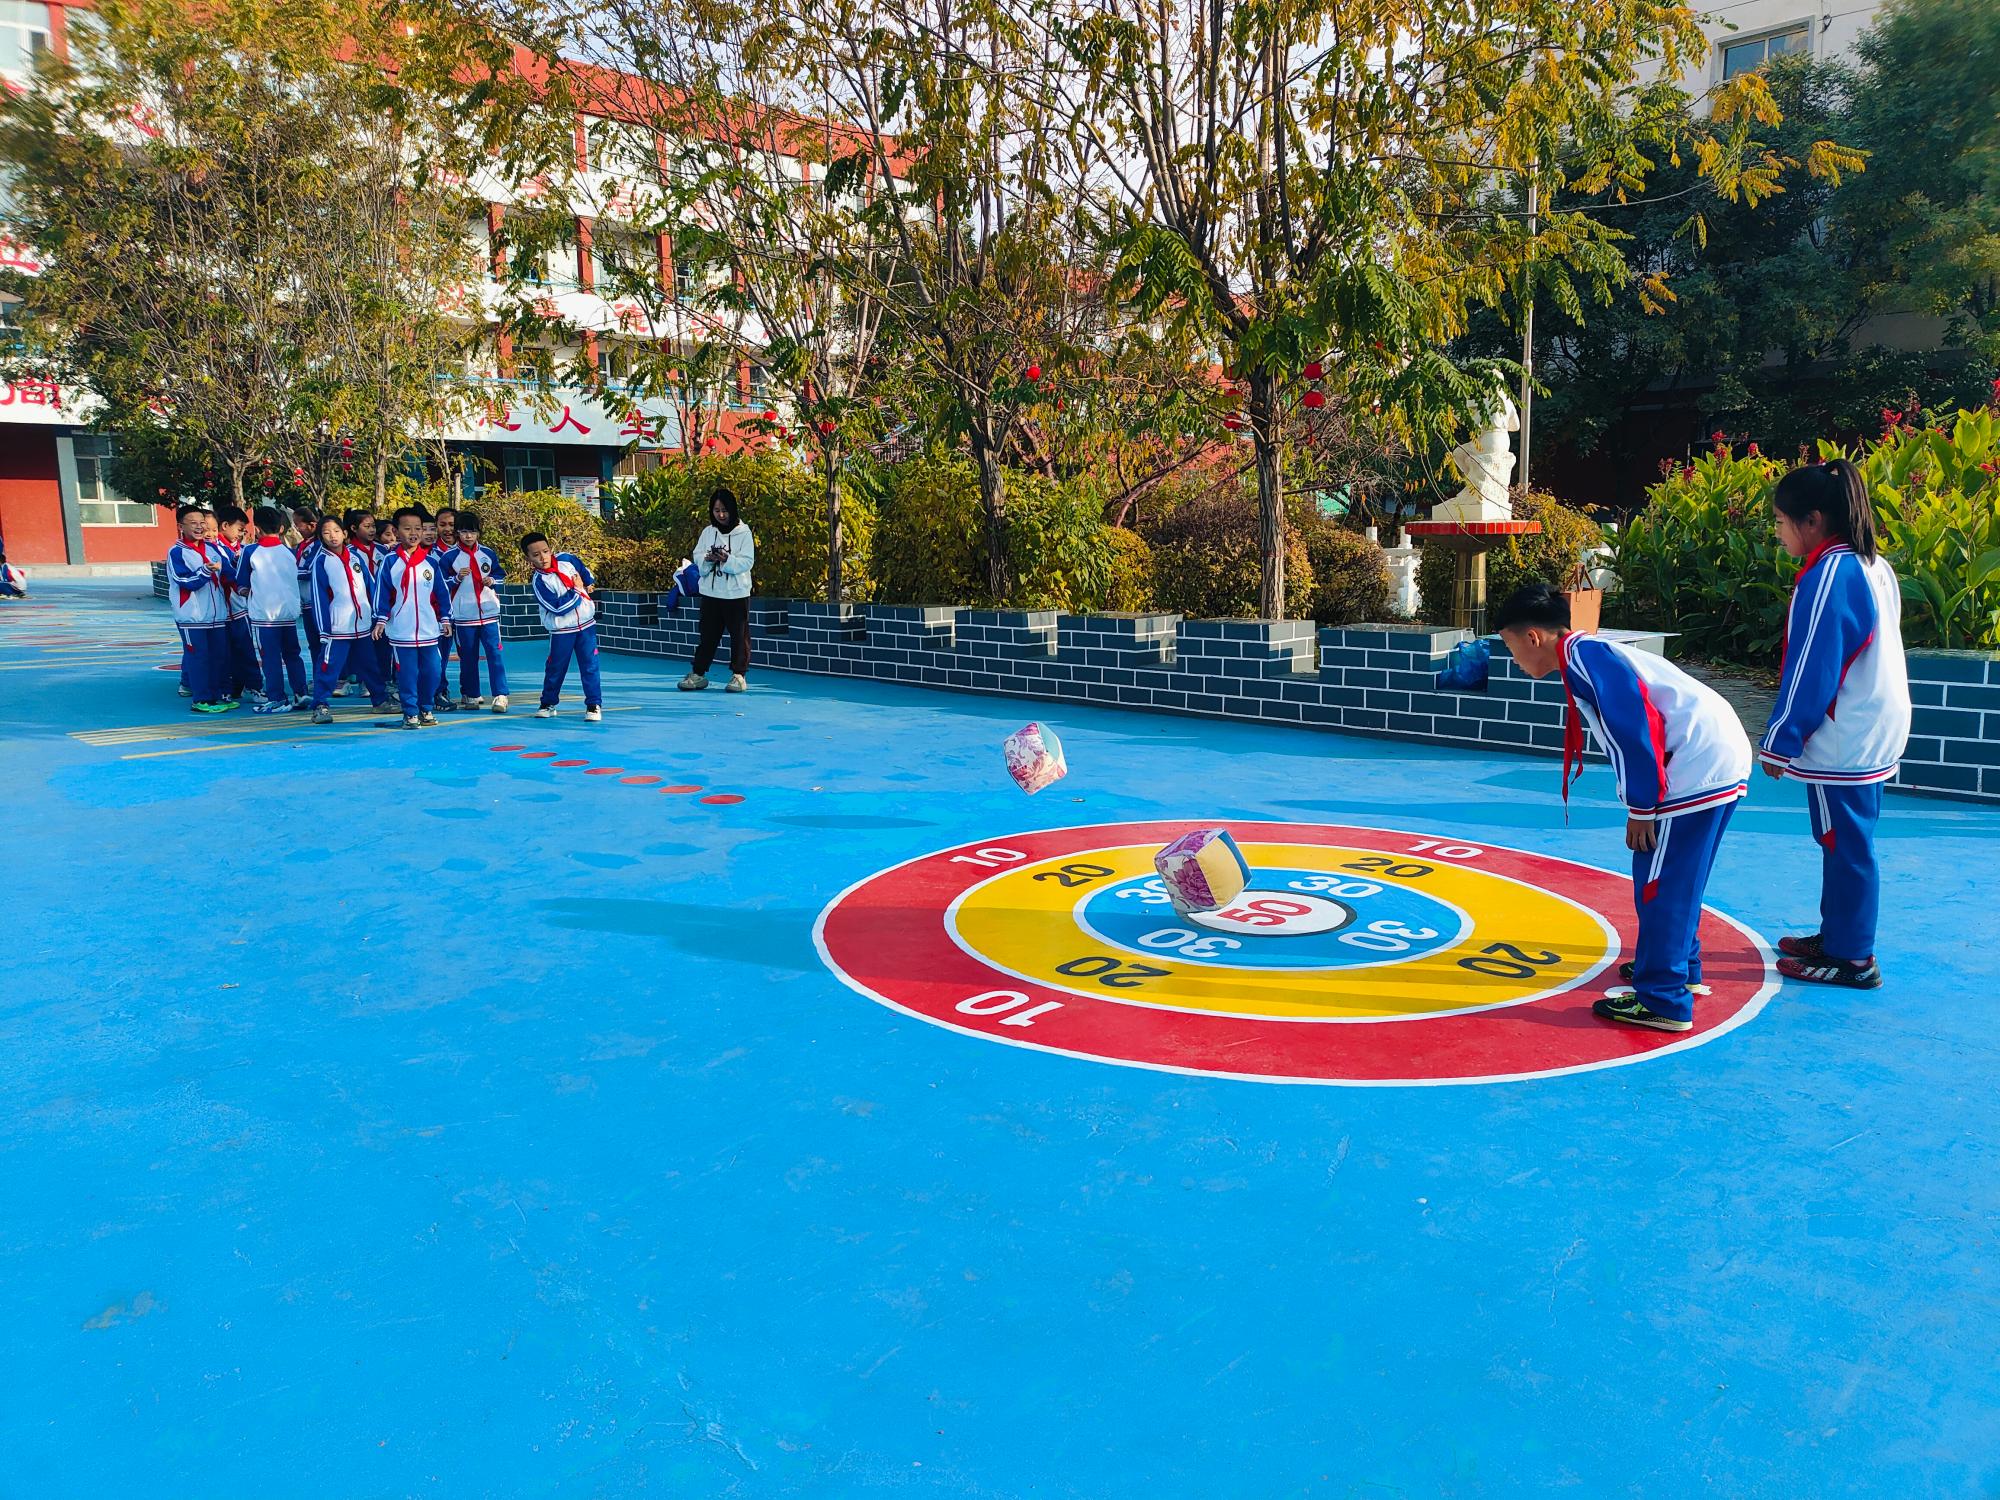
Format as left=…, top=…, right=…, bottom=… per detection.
left=1519, top=174, right=1537, bottom=493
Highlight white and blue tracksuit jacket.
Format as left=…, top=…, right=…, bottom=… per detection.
left=1559, top=632, right=1752, bottom=822
left=296, top=540, right=321, bottom=607
left=531, top=555, right=597, bottom=634
left=442, top=543, right=507, bottom=625
left=1759, top=542, right=1912, bottom=784
left=313, top=547, right=377, bottom=639
left=167, top=540, right=230, bottom=628
left=215, top=541, right=249, bottom=620
left=372, top=546, right=453, bottom=647
left=232, top=538, right=304, bottom=624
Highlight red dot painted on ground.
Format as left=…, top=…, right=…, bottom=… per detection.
left=584, top=767, right=624, bottom=776
left=518, top=751, right=557, bottom=759
left=700, top=794, right=745, bottom=805
left=620, top=775, right=662, bottom=786
left=551, top=759, right=590, bottom=767
left=660, top=784, right=704, bottom=795
left=491, top=744, right=526, bottom=752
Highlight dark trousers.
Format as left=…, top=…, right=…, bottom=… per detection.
left=541, top=626, right=602, bottom=709
left=181, top=625, right=227, bottom=704
left=693, top=595, right=751, bottom=677
left=312, top=636, right=386, bottom=708
left=1630, top=801, right=1737, bottom=1022
left=1808, top=782, right=1884, bottom=961
left=456, top=622, right=508, bottom=699
left=393, top=644, right=443, bottom=719
left=256, top=623, right=308, bottom=702
left=226, top=617, right=258, bottom=695
left=301, top=606, right=321, bottom=663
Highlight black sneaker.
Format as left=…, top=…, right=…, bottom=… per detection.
left=418, top=711, right=439, bottom=727
left=1778, top=933, right=1825, bottom=960
left=1777, top=954, right=1882, bottom=989
left=1618, top=962, right=1711, bottom=996
left=1592, top=993, right=1693, bottom=1032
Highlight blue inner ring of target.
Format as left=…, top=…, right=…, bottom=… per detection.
left=1079, top=867, right=1467, bottom=971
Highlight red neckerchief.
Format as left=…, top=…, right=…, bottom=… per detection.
left=217, top=537, right=242, bottom=601
left=256, top=536, right=286, bottom=547
left=537, top=558, right=590, bottom=600
left=330, top=545, right=364, bottom=618
left=459, top=542, right=486, bottom=600
left=1554, top=631, right=1586, bottom=813
left=395, top=544, right=431, bottom=607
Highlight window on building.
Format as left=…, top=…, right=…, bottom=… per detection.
left=1721, top=24, right=1809, bottom=79
left=0, top=293, right=24, bottom=357
left=596, top=339, right=638, bottom=387
left=502, top=445, right=557, bottom=493
left=0, top=2, right=51, bottom=80
left=592, top=229, right=656, bottom=294
left=673, top=259, right=698, bottom=301
left=75, top=435, right=155, bottom=526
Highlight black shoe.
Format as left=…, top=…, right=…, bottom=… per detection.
left=1778, top=933, right=1825, bottom=960
left=418, top=711, right=439, bottom=727
left=1777, top=953, right=1881, bottom=989
left=1592, top=993, right=1693, bottom=1032
left=1618, top=962, right=1711, bottom=996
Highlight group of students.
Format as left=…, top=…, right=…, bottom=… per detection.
left=165, top=499, right=605, bottom=728
left=1493, top=457, right=1911, bottom=1028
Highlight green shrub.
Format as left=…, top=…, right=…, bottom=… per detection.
left=1142, top=487, right=1315, bottom=619
left=1292, top=506, right=1392, bottom=625
left=1416, top=490, right=1605, bottom=624
left=871, top=447, right=1113, bottom=609
left=609, top=453, right=874, bottom=602
left=469, top=488, right=606, bottom=572
left=1610, top=408, right=2000, bottom=658
left=1100, top=526, right=1155, bottom=612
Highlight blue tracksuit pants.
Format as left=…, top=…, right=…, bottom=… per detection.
left=226, top=617, right=258, bottom=696
left=540, top=625, right=601, bottom=710
left=312, top=636, right=386, bottom=708
left=393, top=643, right=443, bottom=718
left=180, top=624, right=228, bottom=705
left=1806, top=781, right=1883, bottom=962
left=256, top=623, right=307, bottom=703
left=456, top=622, right=508, bottom=699
left=1630, top=801, right=1738, bottom=1023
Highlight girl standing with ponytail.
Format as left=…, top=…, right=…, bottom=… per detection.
left=1759, top=458, right=1912, bottom=988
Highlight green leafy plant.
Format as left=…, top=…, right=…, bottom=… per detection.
left=1608, top=408, right=2000, bottom=658
left=1292, top=506, right=1392, bottom=625
left=1143, top=487, right=1315, bottom=620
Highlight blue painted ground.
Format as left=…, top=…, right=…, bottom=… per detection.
left=3, top=579, right=1998, bottom=1499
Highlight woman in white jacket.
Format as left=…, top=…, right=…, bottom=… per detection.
left=679, top=487, right=756, bottom=693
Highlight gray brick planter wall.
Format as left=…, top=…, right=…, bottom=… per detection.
left=1893, top=650, right=2000, bottom=800
left=147, top=566, right=2000, bottom=804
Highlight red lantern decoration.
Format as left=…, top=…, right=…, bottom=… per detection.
left=817, top=419, right=835, bottom=436
left=1025, top=363, right=1042, bottom=382
left=761, top=409, right=776, bottom=421
left=1303, top=390, right=1325, bottom=410
left=703, top=437, right=717, bottom=450
left=1222, top=416, right=1244, bottom=432
left=1303, top=361, right=1323, bottom=380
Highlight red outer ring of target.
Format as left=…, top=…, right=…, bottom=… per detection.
left=813, top=821, right=1774, bottom=1087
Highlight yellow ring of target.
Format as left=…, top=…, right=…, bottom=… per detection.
left=948, top=842, right=1614, bottom=1020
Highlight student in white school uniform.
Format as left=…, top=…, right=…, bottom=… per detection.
left=440, top=510, right=509, bottom=711
left=307, top=514, right=389, bottom=721
left=522, top=532, right=602, bottom=721
left=678, top=487, right=756, bottom=694
left=167, top=504, right=234, bottom=714
left=232, top=505, right=311, bottom=712
left=370, top=505, right=454, bottom=729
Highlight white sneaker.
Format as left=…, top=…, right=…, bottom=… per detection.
left=584, top=706, right=603, bottom=723
left=678, top=672, right=707, bottom=691
left=331, top=682, right=352, bottom=697
left=1603, top=983, right=1712, bottom=1001
left=726, top=674, right=747, bottom=693
left=178, top=684, right=191, bottom=697
left=490, top=694, right=509, bottom=714
left=535, top=705, right=557, bottom=718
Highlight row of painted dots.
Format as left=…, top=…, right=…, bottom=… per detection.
left=489, top=745, right=745, bottom=804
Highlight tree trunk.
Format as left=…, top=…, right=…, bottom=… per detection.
left=1247, top=372, right=1285, bottom=619
left=824, top=453, right=844, bottom=605
left=374, top=450, right=389, bottom=511
left=969, top=422, right=1010, bottom=604
left=229, top=461, right=248, bottom=514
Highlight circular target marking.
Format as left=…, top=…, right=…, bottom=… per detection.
left=815, top=821, right=1775, bottom=1086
